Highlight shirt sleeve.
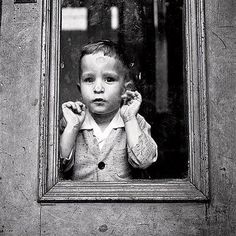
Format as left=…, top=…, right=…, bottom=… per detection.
left=127, top=114, right=158, bottom=169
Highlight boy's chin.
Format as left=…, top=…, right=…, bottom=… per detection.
left=89, top=107, right=119, bottom=115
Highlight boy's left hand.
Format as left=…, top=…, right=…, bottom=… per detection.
left=120, top=90, right=142, bottom=123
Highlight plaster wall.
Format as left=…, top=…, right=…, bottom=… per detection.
left=205, top=0, right=236, bottom=234
left=0, top=0, right=235, bottom=235
left=0, top=1, right=41, bottom=235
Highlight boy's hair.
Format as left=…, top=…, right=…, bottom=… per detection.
left=78, top=40, right=132, bottom=83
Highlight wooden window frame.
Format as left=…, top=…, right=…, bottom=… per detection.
left=38, top=0, right=209, bottom=202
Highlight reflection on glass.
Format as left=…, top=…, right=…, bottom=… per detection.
left=60, top=0, right=187, bottom=179
left=111, top=6, right=119, bottom=30
left=62, top=7, right=88, bottom=31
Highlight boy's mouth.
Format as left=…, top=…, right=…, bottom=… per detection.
left=92, top=98, right=106, bottom=103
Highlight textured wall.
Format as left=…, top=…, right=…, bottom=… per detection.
left=0, top=1, right=42, bottom=235
left=0, top=0, right=235, bottom=235
left=205, top=0, right=236, bottom=234
left=41, top=203, right=206, bottom=235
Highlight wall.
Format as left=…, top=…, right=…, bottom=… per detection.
left=0, top=0, right=235, bottom=235
left=0, top=1, right=41, bottom=235
left=205, top=0, right=236, bottom=234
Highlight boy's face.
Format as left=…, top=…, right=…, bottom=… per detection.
left=79, top=52, right=126, bottom=115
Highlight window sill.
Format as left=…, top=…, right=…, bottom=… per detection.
left=38, top=179, right=208, bottom=202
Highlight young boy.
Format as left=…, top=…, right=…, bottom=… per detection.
left=60, top=40, right=157, bottom=181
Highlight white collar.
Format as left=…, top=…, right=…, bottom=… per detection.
left=80, top=109, right=124, bottom=149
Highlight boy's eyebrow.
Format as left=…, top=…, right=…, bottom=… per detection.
left=102, top=71, right=119, bottom=77
left=81, top=71, right=120, bottom=77
left=81, top=72, right=94, bottom=77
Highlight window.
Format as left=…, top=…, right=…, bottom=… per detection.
left=38, top=0, right=209, bottom=202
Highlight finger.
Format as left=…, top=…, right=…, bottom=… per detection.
left=121, top=94, right=128, bottom=104
left=121, top=97, right=128, bottom=105
left=122, top=91, right=134, bottom=101
left=70, top=102, right=77, bottom=111
left=75, top=101, right=86, bottom=111
left=62, top=102, right=79, bottom=116
left=125, top=90, right=136, bottom=99
left=62, top=101, right=76, bottom=110
left=134, top=91, right=142, bottom=101
left=81, top=103, right=86, bottom=111
left=134, top=91, right=141, bottom=98
left=126, top=90, right=136, bottom=95
left=121, top=93, right=128, bottom=99
left=62, top=102, right=71, bottom=109
left=74, top=102, right=82, bottom=114
left=62, top=103, right=72, bottom=113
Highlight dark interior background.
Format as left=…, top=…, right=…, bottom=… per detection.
left=60, top=0, right=188, bottom=179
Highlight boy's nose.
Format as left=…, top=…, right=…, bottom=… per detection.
left=93, top=81, right=104, bottom=93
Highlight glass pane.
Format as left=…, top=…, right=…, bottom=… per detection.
left=59, top=0, right=188, bottom=179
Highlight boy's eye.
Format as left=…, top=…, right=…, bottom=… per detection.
left=104, top=77, right=116, bottom=83
left=83, top=77, right=94, bottom=83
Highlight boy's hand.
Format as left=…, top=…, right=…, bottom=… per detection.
left=120, top=91, right=142, bottom=123
left=62, top=101, right=86, bottom=129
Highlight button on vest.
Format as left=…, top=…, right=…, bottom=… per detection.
left=98, top=161, right=105, bottom=170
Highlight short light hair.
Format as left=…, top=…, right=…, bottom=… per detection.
left=78, top=40, right=132, bottom=82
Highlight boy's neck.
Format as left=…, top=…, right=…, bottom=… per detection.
left=91, top=109, right=119, bottom=131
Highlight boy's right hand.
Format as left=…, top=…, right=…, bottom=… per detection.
left=62, top=101, right=86, bottom=129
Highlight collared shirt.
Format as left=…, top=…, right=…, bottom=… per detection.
left=61, top=112, right=158, bottom=181
left=80, top=109, right=124, bottom=150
